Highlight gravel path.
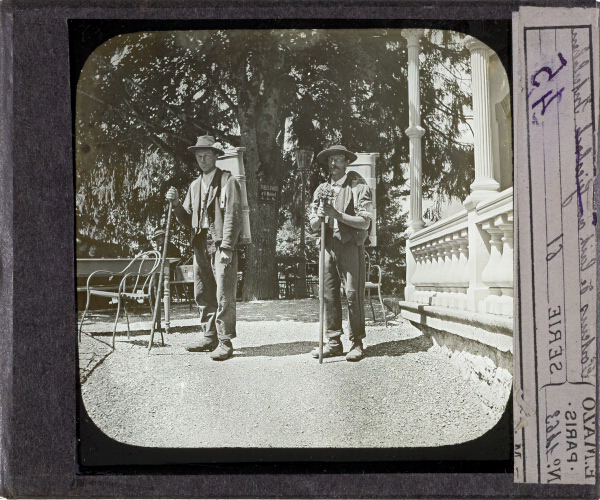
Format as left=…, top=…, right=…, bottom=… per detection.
left=79, top=299, right=502, bottom=449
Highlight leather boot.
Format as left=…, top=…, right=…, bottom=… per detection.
left=311, top=338, right=343, bottom=358
left=185, top=334, right=218, bottom=352
left=345, top=341, right=364, bottom=362
left=210, top=340, right=233, bottom=361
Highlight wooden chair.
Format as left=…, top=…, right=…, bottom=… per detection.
left=78, top=250, right=161, bottom=348
left=365, top=253, right=387, bottom=327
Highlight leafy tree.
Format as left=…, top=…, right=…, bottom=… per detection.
left=76, top=28, right=475, bottom=298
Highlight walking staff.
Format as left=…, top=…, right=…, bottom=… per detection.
left=148, top=200, right=173, bottom=352
left=318, top=212, right=326, bottom=363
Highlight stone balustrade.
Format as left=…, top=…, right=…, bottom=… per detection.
left=476, top=190, right=514, bottom=316
left=405, top=188, right=513, bottom=317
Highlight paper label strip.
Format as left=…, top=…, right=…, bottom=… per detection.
left=514, top=7, right=598, bottom=485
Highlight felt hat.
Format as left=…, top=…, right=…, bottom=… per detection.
left=187, top=135, right=225, bottom=157
left=316, top=145, right=358, bottom=165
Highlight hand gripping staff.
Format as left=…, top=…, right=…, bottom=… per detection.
left=148, top=200, right=173, bottom=353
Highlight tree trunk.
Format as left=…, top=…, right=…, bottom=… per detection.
left=236, top=44, right=287, bottom=300
left=242, top=185, right=279, bottom=300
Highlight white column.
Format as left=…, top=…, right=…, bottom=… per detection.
left=463, top=36, right=500, bottom=208
left=402, top=29, right=426, bottom=235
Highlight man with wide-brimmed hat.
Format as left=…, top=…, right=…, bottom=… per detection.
left=309, top=145, right=373, bottom=362
left=166, top=136, right=242, bottom=361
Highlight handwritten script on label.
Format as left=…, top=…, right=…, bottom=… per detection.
left=515, top=9, right=598, bottom=484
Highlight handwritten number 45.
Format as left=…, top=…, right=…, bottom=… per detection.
left=531, top=53, right=568, bottom=117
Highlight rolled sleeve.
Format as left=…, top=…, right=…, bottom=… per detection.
left=173, top=186, right=193, bottom=227
left=354, top=184, right=373, bottom=222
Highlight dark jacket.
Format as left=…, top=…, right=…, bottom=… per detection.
left=310, top=170, right=373, bottom=246
left=164, top=241, right=182, bottom=259
left=174, top=167, right=243, bottom=250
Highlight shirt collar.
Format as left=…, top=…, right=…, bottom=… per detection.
left=202, top=168, right=217, bottom=184
left=331, top=173, right=347, bottom=187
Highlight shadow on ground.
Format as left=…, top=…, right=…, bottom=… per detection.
left=232, top=337, right=432, bottom=358
left=365, top=337, right=433, bottom=357
left=86, top=325, right=199, bottom=339
left=234, top=341, right=316, bottom=357
left=79, top=350, right=113, bottom=384
left=123, top=339, right=171, bottom=348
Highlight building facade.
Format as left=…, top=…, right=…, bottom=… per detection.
left=398, top=30, right=514, bottom=374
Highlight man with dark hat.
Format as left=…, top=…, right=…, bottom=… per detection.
left=137, top=234, right=153, bottom=254
left=151, top=229, right=182, bottom=259
left=166, top=136, right=242, bottom=361
left=309, top=145, right=373, bottom=362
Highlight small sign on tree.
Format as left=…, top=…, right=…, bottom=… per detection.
left=259, top=184, right=279, bottom=204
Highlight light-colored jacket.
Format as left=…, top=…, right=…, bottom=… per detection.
left=173, top=167, right=242, bottom=250
left=310, top=170, right=373, bottom=246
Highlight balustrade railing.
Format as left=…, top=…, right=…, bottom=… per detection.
left=404, top=188, right=513, bottom=317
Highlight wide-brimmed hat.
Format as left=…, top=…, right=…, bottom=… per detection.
left=151, top=229, right=165, bottom=240
left=316, top=145, right=357, bottom=165
left=187, top=135, right=225, bottom=157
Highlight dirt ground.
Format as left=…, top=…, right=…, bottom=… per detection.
left=78, top=298, right=505, bottom=449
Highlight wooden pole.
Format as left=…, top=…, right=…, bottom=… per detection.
left=319, top=217, right=326, bottom=364
left=148, top=201, right=173, bottom=353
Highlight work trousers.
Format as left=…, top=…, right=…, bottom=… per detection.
left=193, top=229, right=238, bottom=340
left=322, top=232, right=366, bottom=343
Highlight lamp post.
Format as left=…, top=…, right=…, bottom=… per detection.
left=295, top=147, right=314, bottom=299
